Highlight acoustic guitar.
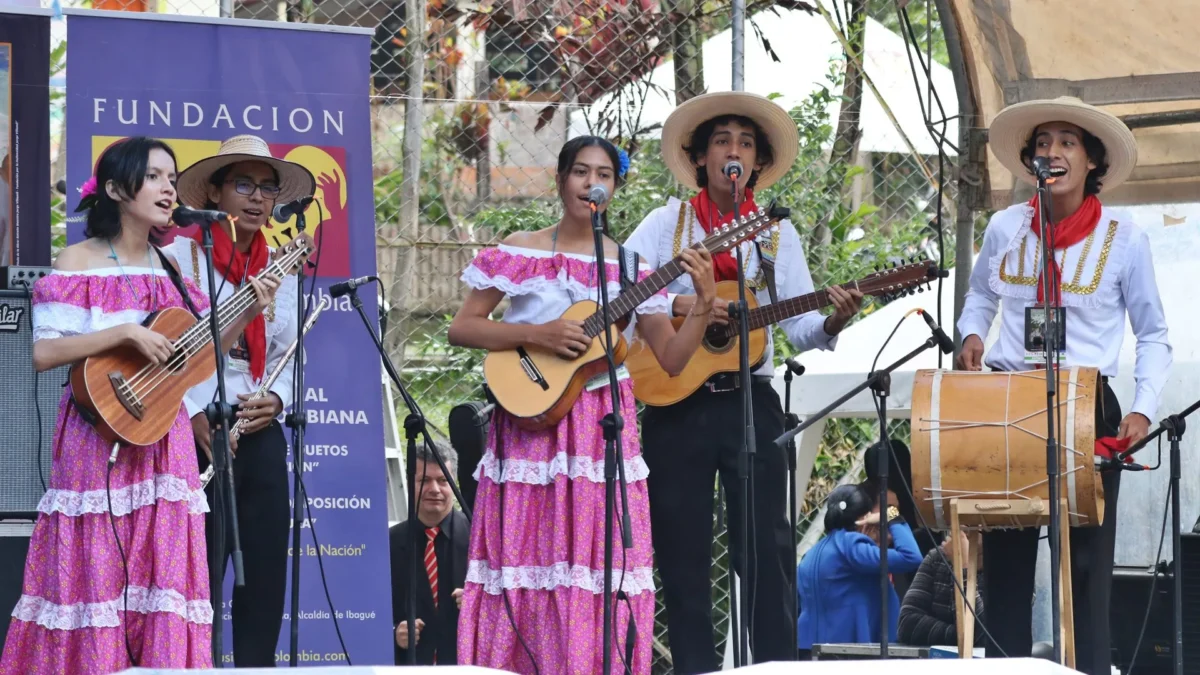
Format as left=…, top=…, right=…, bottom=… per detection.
left=70, top=235, right=314, bottom=447
left=484, top=204, right=790, bottom=430
left=625, top=260, right=938, bottom=406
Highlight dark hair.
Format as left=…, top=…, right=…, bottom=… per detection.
left=1020, top=124, right=1109, bottom=196
left=823, top=483, right=873, bottom=532
left=684, top=114, right=775, bottom=190
left=84, top=136, right=178, bottom=241
left=204, top=161, right=282, bottom=210
left=556, top=135, right=624, bottom=234
left=862, top=439, right=917, bottom=525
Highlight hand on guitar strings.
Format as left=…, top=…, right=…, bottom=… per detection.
left=247, top=273, right=283, bottom=315
left=670, top=247, right=720, bottom=321
left=236, top=392, right=284, bottom=434
left=191, top=412, right=239, bottom=464
left=121, top=324, right=175, bottom=367
left=822, top=284, right=865, bottom=336
left=534, top=318, right=592, bottom=359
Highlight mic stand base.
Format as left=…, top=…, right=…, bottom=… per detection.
left=197, top=221, right=244, bottom=666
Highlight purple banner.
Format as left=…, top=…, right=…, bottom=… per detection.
left=65, top=11, right=391, bottom=666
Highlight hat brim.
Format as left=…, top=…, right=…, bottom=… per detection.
left=661, top=92, right=799, bottom=192
left=989, top=98, right=1138, bottom=192
left=176, top=153, right=316, bottom=211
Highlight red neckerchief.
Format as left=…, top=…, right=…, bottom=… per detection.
left=688, top=187, right=760, bottom=282
left=191, top=224, right=269, bottom=381
left=1028, top=193, right=1102, bottom=305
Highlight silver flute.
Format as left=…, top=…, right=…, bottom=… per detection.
left=200, top=296, right=331, bottom=488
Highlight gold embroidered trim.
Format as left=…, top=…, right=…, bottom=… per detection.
left=998, top=220, right=1118, bottom=296
left=672, top=202, right=780, bottom=288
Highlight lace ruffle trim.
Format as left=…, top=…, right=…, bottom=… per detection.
left=38, top=474, right=209, bottom=518
left=466, top=560, right=655, bottom=596
left=11, top=585, right=213, bottom=630
left=473, top=451, right=649, bottom=486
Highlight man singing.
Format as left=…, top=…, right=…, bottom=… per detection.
left=956, top=96, right=1172, bottom=674
left=165, top=134, right=315, bottom=666
left=390, top=442, right=468, bottom=665
left=624, top=91, right=863, bottom=672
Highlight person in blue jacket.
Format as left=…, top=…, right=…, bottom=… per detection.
left=797, top=482, right=923, bottom=654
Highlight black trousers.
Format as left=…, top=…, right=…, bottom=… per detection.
left=204, top=420, right=291, bottom=667
left=982, top=381, right=1122, bottom=675
left=642, top=382, right=795, bottom=674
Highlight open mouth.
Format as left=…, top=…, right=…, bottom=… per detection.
left=243, top=208, right=264, bottom=219
left=154, top=199, right=172, bottom=211
left=1049, top=167, right=1068, bottom=178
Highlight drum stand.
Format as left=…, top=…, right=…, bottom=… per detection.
left=949, top=497, right=1075, bottom=668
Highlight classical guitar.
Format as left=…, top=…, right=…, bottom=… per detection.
left=70, top=235, right=314, bottom=447
left=485, top=204, right=790, bottom=430
left=625, top=260, right=938, bottom=406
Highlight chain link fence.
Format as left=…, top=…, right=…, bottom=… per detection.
left=42, top=0, right=968, bottom=670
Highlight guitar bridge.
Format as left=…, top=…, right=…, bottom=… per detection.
left=108, top=372, right=145, bottom=421
left=516, top=347, right=550, bottom=391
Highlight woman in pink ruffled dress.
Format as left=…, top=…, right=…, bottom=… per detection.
left=448, top=136, right=716, bottom=674
left=0, top=136, right=279, bottom=674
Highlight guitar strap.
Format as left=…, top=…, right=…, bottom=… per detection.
left=617, top=244, right=638, bottom=292
left=154, top=246, right=203, bottom=319
left=754, top=240, right=780, bottom=304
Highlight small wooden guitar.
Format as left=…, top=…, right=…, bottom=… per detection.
left=625, top=260, right=938, bottom=406
left=484, top=204, right=790, bottom=430
left=70, top=235, right=314, bottom=447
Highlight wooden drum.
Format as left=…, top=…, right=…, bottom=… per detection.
left=910, top=367, right=1105, bottom=530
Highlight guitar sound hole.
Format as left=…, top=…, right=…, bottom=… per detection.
left=702, top=326, right=735, bottom=354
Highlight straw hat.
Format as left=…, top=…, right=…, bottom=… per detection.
left=176, top=134, right=316, bottom=209
left=661, top=91, right=799, bottom=191
left=989, top=96, right=1137, bottom=191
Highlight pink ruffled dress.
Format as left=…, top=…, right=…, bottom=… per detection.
left=456, top=244, right=669, bottom=674
left=0, top=267, right=214, bottom=674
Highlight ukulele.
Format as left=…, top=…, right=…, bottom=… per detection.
left=70, top=234, right=314, bottom=447
left=484, top=204, right=790, bottom=430
left=625, top=260, right=938, bottom=406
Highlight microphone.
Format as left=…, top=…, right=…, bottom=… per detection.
left=1030, top=156, right=1054, bottom=182
left=328, top=275, right=378, bottom=298
left=272, top=195, right=315, bottom=223
left=723, top=161, right=744, bottom=180
left=917, top=309, right=955, bottom=354
left=587, top=185, right=609, bottom=207
left=784, top=358, right=805, bottom=377
left=172, top=204, right=229, bottom=227
left=1093, top=456, right=1147, bottom=472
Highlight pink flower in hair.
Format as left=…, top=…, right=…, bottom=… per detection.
left=78, top=176, right=98, bottom=199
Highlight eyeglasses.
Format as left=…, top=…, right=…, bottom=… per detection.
left=226, top=178, right=282, bottom=199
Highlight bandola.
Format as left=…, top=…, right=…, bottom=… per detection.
left=910, top=367, right=1104, bottom=530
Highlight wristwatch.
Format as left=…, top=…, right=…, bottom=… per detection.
left=886, top=505, right=901, bottom=523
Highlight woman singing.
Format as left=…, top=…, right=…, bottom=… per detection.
left=0, top=136, right=279, bottom=674
left=449, top=136, right=715, bottom=674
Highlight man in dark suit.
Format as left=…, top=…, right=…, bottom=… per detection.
left=390, top=442, right=469, bottom=665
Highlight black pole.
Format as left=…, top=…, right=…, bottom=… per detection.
left=590, top=203, right=633, bottom=675
left=1034, top=173, right=1064, bottom=666
left=197, top=219, right=245, bottom=666
left=782, top=358, right=803, bottom=659
left=403, top=413, right=421, bottom=665
left=284, top=209, right=309, bottom=666
left=729, top=175, right=755, bottom=666
left=871, top=375, right=891, bottom=659
left=1167, top=416, right=1185, bottom=675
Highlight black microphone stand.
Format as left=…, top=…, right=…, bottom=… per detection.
left=196, top=218, right=245, bottom=665
left=1117, top=398, right=1200, bottom=675
left=341, top=285, right=471, bottom=665
left=782, top=358, right=804, bottom=658
left=1033, top=166, right=1065, bottom=666
left=281, top=207, right=309, bottom=666
left=589, top=202, right=634, bottom=675
left=727, top=171, right=755, bottom=666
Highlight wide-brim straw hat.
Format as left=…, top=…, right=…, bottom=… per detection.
left=176, top=134, right=316, bottom=209
left=989, top=96, right=1137, bottom=191
left=661, top=91, right=799, bottom=192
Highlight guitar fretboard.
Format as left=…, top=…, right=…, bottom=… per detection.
left=580, top=258, right=684, bottom=337
left=714, top=287, right=832, bottom=339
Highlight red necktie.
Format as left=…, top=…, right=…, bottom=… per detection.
left=425, top=527, right=439, bottom=607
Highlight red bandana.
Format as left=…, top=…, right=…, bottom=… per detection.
left=191, top=224, right=269, bottom=381
left=1027, top=194, right=1102, bottom=305
left=688, top=187, right=760, bottom=282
